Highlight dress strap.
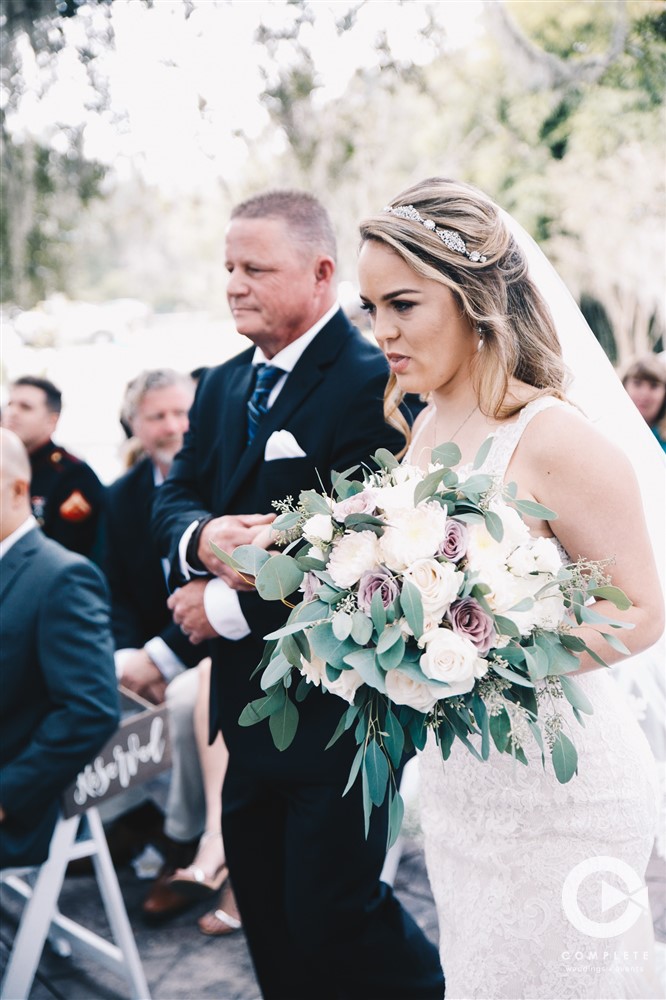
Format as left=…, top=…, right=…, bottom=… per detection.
left=480, top=396, right=572, bottom=481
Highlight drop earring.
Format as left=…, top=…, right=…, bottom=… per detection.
left=477, top=325, right=484, bottom=351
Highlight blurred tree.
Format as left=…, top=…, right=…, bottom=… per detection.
left=1, top=0, right=113, bottom=305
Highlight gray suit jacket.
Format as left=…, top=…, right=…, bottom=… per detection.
left=0, top=526, right=120, bottom=867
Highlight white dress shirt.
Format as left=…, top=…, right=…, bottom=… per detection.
left=180, top=303, right=340, bottom=641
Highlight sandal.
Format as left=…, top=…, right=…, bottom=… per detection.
left=168, top=831, right=229, bottom=900
left=197, top=907, right=242, bottom=937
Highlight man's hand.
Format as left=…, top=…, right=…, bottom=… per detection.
left=119, top=648, right=167, bottom=705
left=168, top=580, right=219, bottom=644
left=198, top=513, right=276, bottom=589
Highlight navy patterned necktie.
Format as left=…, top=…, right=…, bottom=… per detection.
left=247, top=364, right=285, bottom=443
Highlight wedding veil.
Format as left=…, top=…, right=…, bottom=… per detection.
left=502, top=210, right=666, bottom=781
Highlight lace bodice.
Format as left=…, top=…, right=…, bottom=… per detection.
left=417, top=397, right=660, bottom=999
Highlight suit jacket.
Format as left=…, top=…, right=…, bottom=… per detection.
left=105, top=456, right=202, bottom=668
left=0, top=527, right=120, bottom=867
left=153, top=310, right=415, bottom=779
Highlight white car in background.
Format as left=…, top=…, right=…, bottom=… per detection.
left=10, top=296, right=152, bottom=347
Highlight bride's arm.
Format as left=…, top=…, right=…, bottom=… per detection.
left=517, top=408, right=664, bottom=672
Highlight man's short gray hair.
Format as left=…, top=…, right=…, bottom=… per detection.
left=121, top=369, right=194, bottom=430
left=231, top=189, right=337, bottom=263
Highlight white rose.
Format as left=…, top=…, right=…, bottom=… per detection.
left=402, top=557, right=463, bottom=620
left=328, top=530, right=380, bottom=589
left=299, top=654, right=327, bottom=687
left=302, top=514, right=334, bottom=545
left=379, top=503, right=449, bottom=571
left=482, top=566, right=540, bottom=635
left=419, top=628, right=480, bottom=695
left=385, top=669, right=441, bottom=713
left=325, top=667, right=364, bottom=704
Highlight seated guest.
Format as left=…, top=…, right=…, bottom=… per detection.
left=1, top=376, right=105, bottom=561
left=622, top=352, right=666, bottom=452
left=0, top=429, right=120, bottom=869
left=106, top=369, right=233, bottom=923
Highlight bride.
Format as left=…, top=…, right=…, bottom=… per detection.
left=357, top=178, right=664, bottom=1000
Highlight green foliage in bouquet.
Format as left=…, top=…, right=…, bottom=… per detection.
left=212, top=440, right=632, bottom=846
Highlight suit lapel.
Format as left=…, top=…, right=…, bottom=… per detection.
left=218, top=311, right=351, bottom=511
left=0, top=528, right=41, bottom=602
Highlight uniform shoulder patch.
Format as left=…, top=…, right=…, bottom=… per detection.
left=59, top=490, right=93, bottom=522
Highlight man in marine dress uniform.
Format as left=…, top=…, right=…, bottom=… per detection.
left=2, top=376, right=105, bottom=561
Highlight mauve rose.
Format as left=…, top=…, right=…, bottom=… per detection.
left=449, top=597, right=497, bottom=656
left=357, top=568, right=400, bottom=614
left=440, top=519, right=468, bottom=562
left=300, top=571, right=320, bottom=603
left=333, top=489, right=378, bottom=521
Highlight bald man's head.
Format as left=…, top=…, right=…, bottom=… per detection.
left=0, top=427, right=33, bottom=540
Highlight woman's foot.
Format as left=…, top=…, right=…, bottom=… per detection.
left=167, top=831, right=228, bottom=899
left=197, top=881, right=242, bottom=936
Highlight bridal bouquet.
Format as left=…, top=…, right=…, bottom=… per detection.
left=213, top=440, right=631, bottom=843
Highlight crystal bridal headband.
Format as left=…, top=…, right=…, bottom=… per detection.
left=382, top=204, right=488, bottom=262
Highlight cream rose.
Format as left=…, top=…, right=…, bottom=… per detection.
left=328, top=530, right=380, bottom=589
left=302, top=513, right=334, bottom=545
left=402, top=557, right=463, bottom=621
left=385, top=669, right=441, bottom=713
left=419, top=627, right=483, bottom=695
left=325, top=667, right=364, bottom=704
left=507, top=536, right=563, bottom=577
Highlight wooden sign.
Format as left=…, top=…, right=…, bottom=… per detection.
left=61, top=689, right=172, bottom=818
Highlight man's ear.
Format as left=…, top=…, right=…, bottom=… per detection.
left=314, top=256, right=335, bottom=285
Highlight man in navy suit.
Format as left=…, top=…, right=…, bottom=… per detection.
left=153, top=191, right=443, bottom=999
left=0, top=428, right=119, bottom=869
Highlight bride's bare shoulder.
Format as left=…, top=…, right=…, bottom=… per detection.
left=521, top=400, right=633, bottom=476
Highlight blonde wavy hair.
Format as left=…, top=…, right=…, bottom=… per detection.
left=359, top=177, right=570, bottom=444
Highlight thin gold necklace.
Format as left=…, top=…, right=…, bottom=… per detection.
left=433, top=402, right=479, bottom=447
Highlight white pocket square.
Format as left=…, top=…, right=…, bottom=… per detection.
left=264, top=429, right=307, bottom=461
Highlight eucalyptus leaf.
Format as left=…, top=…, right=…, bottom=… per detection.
left=512, top=498, right=558, bottom=520
left=492, top=663, right=535, bottom=687
left=399, top=580, right=424, bottom=639
left=298, top=490, right=333, bottom=515
left=255, top=555, right=304, bottom=601
left=295, top=676, right=312, bottom=702
left=364, top=741, right=389, bottom=807
left=587, top=585, right=632, bottom=610
left=273, top=511, right=301, bottom=532
left=560, top=674, right=594, bottom=715
left=387, top=789, right=405, bottom=849
left=413, top=468, right=445, bottom=505
left=210, top=541, right=242, bottom=571
left=484, top=509, right=504, bottom=542
left=344, top=648, right=387, bottom=693
left=489, top=708, right=511, bottom=753
left=370, top=588, right=387, bottom=634
left=372, top=448, right=399, bottom=470
left=376, top=624, right=402, bottom=654
left=493, top=614, right=522, bottom=639
left=473, top=435, right=493, bottom=469
left=431, top=442, right=461, bottom=468
left=459, top=474, right=494, bottom=496
left=599, top=631, right=632, bottom=656
left=551, top=731, right=578, bottom=783
left=268, top=695, right=299, bottom=751
left=351, top=610, right=374, bottom=646
left=332, top=611, right=354, bottom=641
left=383, top=707, right=405, bottom=769
left=309, top=622, right=358, bottom=670
left=260, top=652, right=293, bottom=691
left=342, top=745, right=364, bottom=797
left=522, top=644, right=550, bottom=681
left=238, top=684, right=285, bottom=727
left=437, top=718, right=456, bottom=759
left=377, top=636, right=406, bottom=672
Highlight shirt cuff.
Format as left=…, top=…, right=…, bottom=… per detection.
left=144, top=637, right=186, bottom=682
left=178, top=520, right=209, bottom=580
left=203, top=577, right=251, bottom=641
left=114, top=647, right=137, bottom=680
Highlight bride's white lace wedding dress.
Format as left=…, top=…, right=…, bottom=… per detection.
left=414, top=397, right=660, bottom=1000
